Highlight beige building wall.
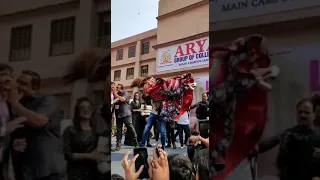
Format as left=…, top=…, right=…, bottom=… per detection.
left=0, top=0, right=110, bottom=119
left=111, top=29, right=157, bottom=97
left=210, top=1, right=320, bottom=178
left=111, top=0, right=209, bottom=104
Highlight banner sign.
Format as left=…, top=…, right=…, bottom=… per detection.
left=210, top=0, right=320, bottom=23
left=266, top=44, right=320, bottom=94
left=157, top=37, right=209, bottom=73
left=194, top=76, right=209, bottom=91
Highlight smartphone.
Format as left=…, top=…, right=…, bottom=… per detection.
left=133, top=147, right=149, bottom=179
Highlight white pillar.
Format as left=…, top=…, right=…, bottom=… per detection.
left=74, top=0, right=94, bottom=53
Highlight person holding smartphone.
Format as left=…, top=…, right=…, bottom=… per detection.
left=113, top=84, right=138, bottom=151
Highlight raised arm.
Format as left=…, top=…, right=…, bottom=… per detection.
left=11, top=95, right=56, bottom=128
left=114, top=91, right=129, bottom=102
left=258, top=134, right=282, bottom=153
left=190, top=103, right=198, bottom=110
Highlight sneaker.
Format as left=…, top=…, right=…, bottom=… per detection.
left=115, top=146, right=121, bottom=151
left=172, top=143, right=176, bottom=149
left=181, top=145, right=184, bottom=148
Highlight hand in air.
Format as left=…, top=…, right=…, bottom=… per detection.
left=148, top=148, right=169, bottom=180
left=188, top=135, right=200, bottom=145
left=188, top=82, right=196, bottom=90
left=122, top=151, right=144, bottom=180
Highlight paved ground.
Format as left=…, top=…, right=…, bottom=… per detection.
left=111, top=136, right=187, bottom=176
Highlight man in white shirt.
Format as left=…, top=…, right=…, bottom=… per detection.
left=177, top=111, right=191, bottom=148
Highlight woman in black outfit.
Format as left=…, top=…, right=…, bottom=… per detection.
left=124, top=92, right=141, bottom=145
left=131, top=92, right=142, bottom=141
left=63, top=97, right=103, bottom=180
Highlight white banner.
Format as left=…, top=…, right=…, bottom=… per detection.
left=157, top=37, right=209, bottom=73
left=194, top=76, right=209, bottom=91
left=210, top=0, right=320, bottom=23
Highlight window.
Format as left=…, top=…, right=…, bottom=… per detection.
left=114, top=70, right=121, bottom=81
left=55, top=93, right=71, bottom=119
left=116, top=49, right=123, bottom=60
left=140, top=65, right=148, bottom=77
left=126, top=67, right=134, bottom=80
left=97, top=11, right=111, bottom=49
left=93, top=90, right=104, bottom=106
left=50, top=17, right=75, bottom=56
left=128, top=46, right=136, bottom=58
left=141, top=41, right=150, bottom=55
left=10, top=25, right=32, bottom=61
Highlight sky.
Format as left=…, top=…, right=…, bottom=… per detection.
left=111, top=0, right=159, bottom=42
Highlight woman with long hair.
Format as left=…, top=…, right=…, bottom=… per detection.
left=63, top=97, right=103, bottom=180
left=131, top=74, right=196, bottom=121
left=209, top=35, right=280, bottom=178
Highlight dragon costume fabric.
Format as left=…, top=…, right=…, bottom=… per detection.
left=209, top=35, right=279, bottom=179
left=142, top=73, right=195, bottom=121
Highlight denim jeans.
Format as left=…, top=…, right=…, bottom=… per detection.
left=140, top=113, right=166, bottom=149
left=177, top=124, right=190, bottom=146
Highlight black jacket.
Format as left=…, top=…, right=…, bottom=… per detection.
left=190, top=100, right=209, bottom=120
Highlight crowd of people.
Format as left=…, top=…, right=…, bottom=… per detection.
left=111, top=82, right=209, bottom=151
left=110, top=135, right=209, bottom=180
left=0, top=63, right=110, bottom=180
left=249, top=97, right=320, bottom=180
left=110, top=81, right=209, bottom=151
left=110, top=73, right=211, bottom=180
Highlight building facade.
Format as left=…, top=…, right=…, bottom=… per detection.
left=111, top=0, right=209, bottom=104
left=210, top=0, right=320, bottom=179
left=0, top=0, right=110, bottom=120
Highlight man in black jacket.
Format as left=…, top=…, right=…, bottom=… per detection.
left=190, top=92, right=209, bottom=120
left=113, top=84, right=138, bottom=151
left=254, top=99, right=320, bottom=180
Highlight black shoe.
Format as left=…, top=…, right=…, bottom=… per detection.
left=115, top=146, right=121, bottom=151
left=134, top=142, right=139, bottom=148
left=172, top=143, right=176, bottom=149
left=147, top=143, right=152, bottom=147
left=166, top=144, right=171, bottom=148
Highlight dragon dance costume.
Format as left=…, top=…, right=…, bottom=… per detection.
left=142, top=73, right=195, bottom=121
left=209, top=35, right=279, bottom=179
